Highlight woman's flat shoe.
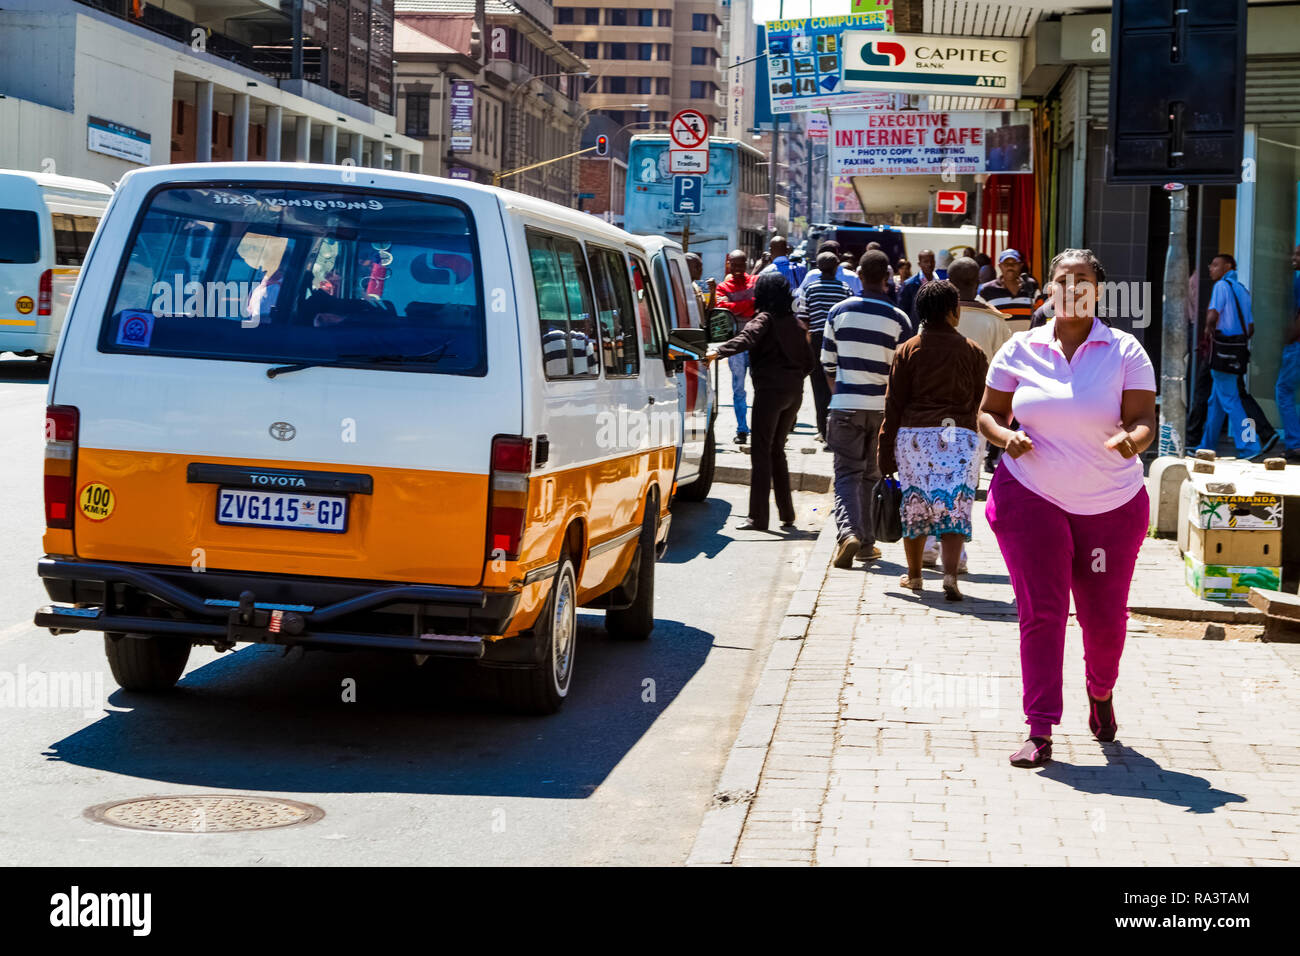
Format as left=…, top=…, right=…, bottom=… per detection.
left=736, top=521, right=766, bottom=531
left=899, top=574, right=923, bottom=591
left=1009, top=736, right=1052, bottom=768
left=942, top=573, right=963, bottom=601
left=1088, top=689, right=1117, bottom=742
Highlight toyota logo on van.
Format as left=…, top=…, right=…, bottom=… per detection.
left=248, top=472, right=307, bottom=487
left=268, top=421, right=296, bottom=441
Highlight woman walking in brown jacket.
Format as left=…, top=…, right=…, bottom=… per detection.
left=879, top=280, right=989, bottom=600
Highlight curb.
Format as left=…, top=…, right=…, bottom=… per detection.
left=1129, top=605, right=1267, bottom=624
left=714, top=465, right=832, bottom=494
left=685, top=516, right=838, bottom=866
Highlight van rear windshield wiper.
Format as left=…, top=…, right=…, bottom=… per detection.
left=266, top=346, right=452, bottom=378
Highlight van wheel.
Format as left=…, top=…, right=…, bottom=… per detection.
left=676, top=424, right=716, bottom=502
left=605, top=500, right=657, bottom=641
left=497, top=554, right=577, bottom=715
left=104, top=633, right=190, bottom=692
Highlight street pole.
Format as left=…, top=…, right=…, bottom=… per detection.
left=768, top=118, right=780, bottom=244
left=1159, top=183, right=1189, bottom=458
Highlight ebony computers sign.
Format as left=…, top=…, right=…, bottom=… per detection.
left=1107, top=0, right=1247, bottom=185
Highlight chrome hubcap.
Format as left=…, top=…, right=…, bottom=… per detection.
left=552, top=570, right=575, bottom=690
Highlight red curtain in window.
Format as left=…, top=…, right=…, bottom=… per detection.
left=978, top=173, right=1036, bottom=274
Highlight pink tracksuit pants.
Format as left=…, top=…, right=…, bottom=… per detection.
left=986, top=466, right=1149, bottom=738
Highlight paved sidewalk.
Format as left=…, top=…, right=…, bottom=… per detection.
left=690, top=501, right=1300, bottom=866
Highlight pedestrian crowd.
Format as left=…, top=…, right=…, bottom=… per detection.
left=701, top=235, right=1169, bottom=770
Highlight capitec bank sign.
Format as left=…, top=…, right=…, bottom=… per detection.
left=841, top=32, right=1022, bottom=99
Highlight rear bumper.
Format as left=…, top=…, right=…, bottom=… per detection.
left=0, top=324, right=56, bottom=354
left=36, top=557, right=524, bottom=660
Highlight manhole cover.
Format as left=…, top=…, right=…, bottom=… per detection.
left=85, top=795, right=324, bottom=833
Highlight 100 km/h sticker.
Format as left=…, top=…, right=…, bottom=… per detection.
left=78, top=482, right=116, bottom=521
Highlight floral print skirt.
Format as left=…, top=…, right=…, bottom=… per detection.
left=895, top=426, right=981, bottom=540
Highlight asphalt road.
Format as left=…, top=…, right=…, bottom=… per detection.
left=0, top=357, right=826, bottom=866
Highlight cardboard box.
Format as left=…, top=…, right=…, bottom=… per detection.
left=1188, top=526, right=1282, bottom=567
left=1191, top=492, right=1283, bottom=530
left=1184, top=553, right=1281, bottom=602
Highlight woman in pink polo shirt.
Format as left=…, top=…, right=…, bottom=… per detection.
left=978, top=249, right=1157, bottom=769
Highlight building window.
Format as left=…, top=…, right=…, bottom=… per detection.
left=655, top=78, right=669, bottom=95
left=607, top=9, right=626, bottom=25
left=658, top=10, right=671, bottom=26
left=405, top=92, right=429, bottom=136
left=583, top=42, right=599, bottom=59
left=636, top=43, right=652, bottom=60
left=607, top=42, right=627, bottom=60
left=557, top=6, right=574, bottom=23
left=584, top=8, right=600, bottom=24
left=656, top=44, right=671, bottom=60
left=654, top=111, right=668, bottom=123
left=636, top=9, right=654, bottom=26
left=635, top=77, right=652, bottom=94
left=604, top=77, right=628, bottom=94
left=690, top=47, right=714, bottom=65
left=689, top=81, right=714, bottom=99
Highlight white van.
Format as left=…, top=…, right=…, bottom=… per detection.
left=0, top=170, right=113, bottom=359
left=638, top=235, right=717, bottom=501
left=35, top=162, right=725, bottom=713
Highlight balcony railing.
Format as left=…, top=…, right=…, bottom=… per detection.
left=74, top=0, right=324, bottom=85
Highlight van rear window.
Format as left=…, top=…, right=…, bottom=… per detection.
left=100, top=185, right=486, bottom=375
left=0, top=209, right=40, bottom=264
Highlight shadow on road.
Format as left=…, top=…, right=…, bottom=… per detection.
left=41, top=616, right=714, bottom=799
left=659, top=495, right=733, bottom=563
left=0, top=357, right=50, bottom=384
left=1039, top=744, right=1247, bottom=814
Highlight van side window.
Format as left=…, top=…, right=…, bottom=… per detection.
left=51, top=214, right=101, bottom=267
left=628, top=256, right=664, bottom=358
left=587, top=246, right=639, bottom=377
left=526, top=230, right=600, bottom=379
left=0, top=209, right=40, bottom=264
left=667, top=258, right=700, bottom=328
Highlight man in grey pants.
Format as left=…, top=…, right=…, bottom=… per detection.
left=821, top=251, right=914, bottom=568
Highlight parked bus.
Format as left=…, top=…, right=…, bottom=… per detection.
left=624, top=135, right=767, bottom=276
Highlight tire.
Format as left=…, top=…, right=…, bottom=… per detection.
left=104, top=633, right=190, bottom=692
left=605, top=498, right=657, bottom=641
left=675, top=423, right=716, bottom=502
left=497, top=554, right=577, bottom=715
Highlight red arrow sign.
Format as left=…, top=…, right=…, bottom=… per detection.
left=936, top=190, right=967, bottom=214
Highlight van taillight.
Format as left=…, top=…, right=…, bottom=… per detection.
left=488, top=435, right=531, bottom=560
left=38, top=270, right=52, bottom=316
left=44, top=405, right=79, bottom=529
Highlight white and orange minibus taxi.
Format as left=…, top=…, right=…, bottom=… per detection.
left=0, top=170, right=112, bottom=359
left=35, top=162, right=715, bottom=713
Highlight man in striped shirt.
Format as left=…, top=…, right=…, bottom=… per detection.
left=977, top=249, right=1040, bottom=332
left=797, top=251, right=853, bottom=441
left=822, top=250, right=913, bottom=568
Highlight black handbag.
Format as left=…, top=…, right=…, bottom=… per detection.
left=1209, top=281, right=1251, bottom=376
left=870, top=476, right=904, bottom=544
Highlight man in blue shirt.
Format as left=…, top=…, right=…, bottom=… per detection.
left=796, top=241, right=862, bottom=299
left=898, top=248, right=935, bottom=327
left=1274, top=244, right=1300, bottom=462
left=758, top=236, right=807, bottom=287
left=1199, top=253, right=1274, bottom=459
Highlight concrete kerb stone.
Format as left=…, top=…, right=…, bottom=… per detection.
left=686, top=517, right=838, bottom=866
left=715, top=467, right=832, bottom=494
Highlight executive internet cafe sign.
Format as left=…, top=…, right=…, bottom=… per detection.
left=840, top=32, right=1022, bottom=98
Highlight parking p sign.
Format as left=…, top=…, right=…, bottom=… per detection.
left=673, top=175, right=703, bottom=215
